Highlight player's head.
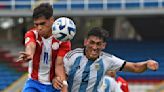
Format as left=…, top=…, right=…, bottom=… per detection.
left=84, top=27, right=109, bottom=60
left=33, top=3, right=54, bottom=38
left=33, top=3, right=53, bottom=19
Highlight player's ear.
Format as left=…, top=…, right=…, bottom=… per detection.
left=84, top=38, right=88, bottom=46
left=50, top=16, right=54, bottom=23
left=102, top=42, right=106, bottom=49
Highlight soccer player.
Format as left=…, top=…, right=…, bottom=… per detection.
left=107, top=70, right=129, bottom=92
left=56, top=27, right=158, bottom=92
left=17, top=3, right=70, bottom=92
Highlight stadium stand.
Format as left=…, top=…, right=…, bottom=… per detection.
left=0, top=61, right=25, bottom=91
left=104, top=40, right=164, bottom=83
left=0, top=0, right=163, bottom=92
left=15, top=0, right=31, bottom=10
left=2, top=73, right=28, bottom=92
left=0, top=0, right=163, bottom=10
left=1, top=0, right=164, bottom=16
left=0, top=40, right=26, bottom=91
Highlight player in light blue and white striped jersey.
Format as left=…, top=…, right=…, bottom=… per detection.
left=61, top=27, right=158, bottom=92
left=64, top=48, right=125, bottom=92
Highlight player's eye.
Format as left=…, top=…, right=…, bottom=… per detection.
left=39, top=22, right=46, bottom=25
left=89, top=41, right=95, bottom=45
left=34, top=22, right=46, bottom=26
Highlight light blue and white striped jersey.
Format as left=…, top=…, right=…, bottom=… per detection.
left=63, top=48, right=125, bottom=92
left=99, top=76, right=123, bottom=92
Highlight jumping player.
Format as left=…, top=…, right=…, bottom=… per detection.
left=54, top=27, right=158, bottom=92
left=17, top=3, right=70, bottom=92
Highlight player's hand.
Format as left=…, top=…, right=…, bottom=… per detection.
left=147, top=60, right=159, bottom=71
left=52, top=77, right=63, bottom=90
left=16, top=51, right=32, bottom=62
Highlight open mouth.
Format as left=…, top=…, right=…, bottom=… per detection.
left=90, top=50, right=98, bottom=56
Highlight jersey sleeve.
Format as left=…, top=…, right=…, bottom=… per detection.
left=63, top=52, right=72, bottom=75
left=108, top=55, right=126, bottom=71
left=57, top=41, right=71, bottom=57
left=24, top=30, right=36, bottom=46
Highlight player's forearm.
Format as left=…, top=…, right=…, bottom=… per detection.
left=55, top=63, right=67, bottom=81
left=25, top=42, right=36, bottom=57
left=132, top=61, right=148, bottom=73
left=61, top=85, right=68, bottom=92
left=55, top=63, right=68, bottom=92
left=124, top=60, right=158, bottom=73
left=54, top=56, right=68, bottom=91
left=17, top=42, right=36, bottom=62
left=124, top=62, right=148, bottom=73
left=55, top=56, right=67, bottom=81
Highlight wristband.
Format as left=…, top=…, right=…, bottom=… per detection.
left=63, top=80, right=68, bottom=86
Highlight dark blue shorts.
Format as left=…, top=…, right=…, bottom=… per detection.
left=22, top=79, right=60, bottom=92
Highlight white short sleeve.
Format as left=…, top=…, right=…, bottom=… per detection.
left=63, top=55, right=71, bottom=75
left=109, top=55, right=125, bottom=71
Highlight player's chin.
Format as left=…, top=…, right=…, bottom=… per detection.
left=38, top=32, right=44, bottom=36
left=40, top=33, right=48, bottom=38
left=89, top=54, right=99, bottom=60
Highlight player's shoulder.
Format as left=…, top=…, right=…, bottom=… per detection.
left=101, top=51, right=113, bottom=58
left=65, top=48, right=84, bottom=59
left=25, top=28, right=37, bottom=35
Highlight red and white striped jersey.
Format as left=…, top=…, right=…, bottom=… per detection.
left=25, top=28, right=71, bottom=84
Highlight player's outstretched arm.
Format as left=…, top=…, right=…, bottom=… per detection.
left=123, top=60, right=158, bottom=73
left=17, top=42, right=36, bottom=62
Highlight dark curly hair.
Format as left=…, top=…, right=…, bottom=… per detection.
left=87, top=27, right=109, bottom=42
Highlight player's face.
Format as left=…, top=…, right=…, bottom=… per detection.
left=84, top=36, right=106, bottom=60
left=34, top=16, right=54, bottom=38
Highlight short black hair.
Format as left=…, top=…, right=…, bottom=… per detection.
left=87, top=27, right=109, bottom=42
left=33, top=3, right=53, bottom=19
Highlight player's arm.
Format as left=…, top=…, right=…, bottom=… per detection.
left=23, top=42, right=36, bottom=60
left=53, top=41, right=71, bottom=92
left=54, top=56, right=68, bottom=92
left=123, top=60, right=158, bottom=73
left=17, top=30, right=36, bottom=62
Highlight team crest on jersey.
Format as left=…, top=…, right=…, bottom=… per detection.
left=95, top=63, right=100, bottom=70
left=25, top=37, right=30, bottom=44
left=52, top=42, right=59, bottom=50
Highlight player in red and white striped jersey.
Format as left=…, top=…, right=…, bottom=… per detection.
left=17, top=3, right=70, bottom=92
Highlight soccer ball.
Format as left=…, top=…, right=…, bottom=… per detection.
left=52, top=17, right=76, bottom=41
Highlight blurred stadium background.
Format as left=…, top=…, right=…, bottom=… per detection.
left=0, top=0, right=164, bottom=92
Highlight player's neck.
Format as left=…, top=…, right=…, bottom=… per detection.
left=43, top=31, right=52, bottom=39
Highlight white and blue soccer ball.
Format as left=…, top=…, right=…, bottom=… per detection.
left=52, top=17, right=76, bottom=42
